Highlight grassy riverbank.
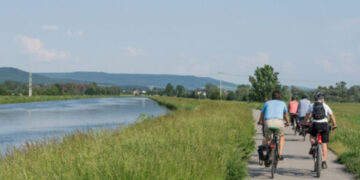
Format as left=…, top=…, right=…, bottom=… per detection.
left=0, top=97, right=254, bottom=180
left=328, top=103, right=360, bottom=179
left=0, top=95, right=134, bottom=104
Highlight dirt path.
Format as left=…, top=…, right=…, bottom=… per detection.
left=247, top=109, right=355, bottom=180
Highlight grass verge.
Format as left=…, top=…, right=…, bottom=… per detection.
left=328, top=103, right=360, bottom=179
left=0, top=97, right=254, bottom=180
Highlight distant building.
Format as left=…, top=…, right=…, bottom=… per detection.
left=141, top=90, right=147, bottom=94
left=196, top=91, right=207, bottom=97
left=132, top=90, right=139, bottom=95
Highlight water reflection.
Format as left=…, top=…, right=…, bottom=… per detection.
left=0, top=97, right=166, bottom=153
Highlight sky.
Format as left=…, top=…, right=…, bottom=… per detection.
left=1, top=0, right=360, bottom=88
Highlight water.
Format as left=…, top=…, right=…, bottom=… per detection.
left=0, top=97, right=167, bottom=153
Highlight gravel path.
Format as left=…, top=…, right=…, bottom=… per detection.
left=246, top=109, right=355, bottom=180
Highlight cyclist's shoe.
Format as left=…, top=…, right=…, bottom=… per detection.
left=309, top=145, right=316, bottom=155
left=322, top=161, right=328, bottom=169
left=264, top=160, right=271, bottom=167
left=279, top=155, right=284, bottom=161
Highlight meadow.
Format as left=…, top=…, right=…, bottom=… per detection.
left=0, top=97, right=254, bottom=180
left=328, top=103, right=360, bottom=179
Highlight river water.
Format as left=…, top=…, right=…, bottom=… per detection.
left=0, top=97, right=167, bottom=153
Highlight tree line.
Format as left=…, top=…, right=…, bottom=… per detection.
left=157, top=65, right=360, bottom=103
left=0, top=81, right=121, bottom=96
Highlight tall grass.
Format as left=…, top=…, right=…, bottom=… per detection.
left=328, top=103, right=360, bottom=179
left=0, top=97, right=254, bottom=179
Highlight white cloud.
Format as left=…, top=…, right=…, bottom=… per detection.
left=66, top=30, right=84, bottom=37
left=127, top=47, right=146, bottom=56
left=15, top=35, right=70, bottom=61
left=237, top=52, right=270, bottom=71
left=322, top=52, right=360, bottom=73
left=42, top=25, right=58, bottom=31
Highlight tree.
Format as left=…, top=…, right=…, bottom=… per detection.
left=281, top=85, right=291, bottom=101
left=175, top=85, right=185, bottom=97
left=205, top=83, right=220, bottom=100
left=249, top=65, right=281, bottom=101
left=236, top=85, right=251, bottom=101
left=0, top=86, right=8, bottom=95
left=164, top=83, right=175, bottom=96
left=226, top=91, right=236, bottom=101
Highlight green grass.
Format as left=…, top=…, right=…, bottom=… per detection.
left=0, top=97, right=255, bottom=180
left=0, top=95, right=134, bottom=104
left=328, top=103, right=360, bottom=179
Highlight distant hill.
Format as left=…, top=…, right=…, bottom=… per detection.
left=0, top=67, right=238, bottom=90
left=0, top=67, right=85, bottom=85
left=0, top=67, right=54, bottom=84
left=40, top=72, right=238, bottom=90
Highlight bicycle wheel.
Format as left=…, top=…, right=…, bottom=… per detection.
left=271, top=147, right=276, bottom=178
left=294, top=122, right=297, bottom=135
left=316, top=144, right=322, bottom=178
left=302, top=129, right=306, bottom=141
left=271, top=143, right=279, bottom=179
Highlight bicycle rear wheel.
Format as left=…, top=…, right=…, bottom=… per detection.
left=316, top=144, right=322, bottom=177
left=302, top=129, right=306, bottom=141
left=271, top=148, right=276, bottom=178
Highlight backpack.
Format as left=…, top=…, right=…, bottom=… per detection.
left=312, top=102, right=326, bottom=120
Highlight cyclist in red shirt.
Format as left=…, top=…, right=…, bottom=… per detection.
left=288, top=96, right=299, bottom=127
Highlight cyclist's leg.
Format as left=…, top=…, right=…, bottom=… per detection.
left=279, top=134, right=285, bottom=155
left=266, top=119, right=285, bottom=155
left=309, top=122, right=317, bottom=144
left=264, top=122, right=272, bottom=144
left=308, top=123, right=317, bottom=154
left=321, top=123, right=330, bottom=161
left=290, top=114, right=295, bottom=125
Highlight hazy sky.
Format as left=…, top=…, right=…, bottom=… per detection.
left=1, top=0, right=360, bottom=87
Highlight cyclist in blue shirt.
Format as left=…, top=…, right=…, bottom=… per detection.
left=258, top=90, right=290, bottom=160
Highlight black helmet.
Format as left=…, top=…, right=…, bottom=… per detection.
left=314, top=92, right=324, bottom=101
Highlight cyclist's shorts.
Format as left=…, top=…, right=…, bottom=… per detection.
left=309, top=122, right=329, bottom=143
left=290, top=113, right=298, bottom=119
left=298, top=117, right=305, bottom=122
left=264, top=119, right=285, bottom=140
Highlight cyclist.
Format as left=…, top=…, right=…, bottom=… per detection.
left=305, top=92, right=337, bottom=169
left=288, top=96, right=299, bottom=127
left=297, top=95, right=311, bottom=134
left=258, top=90, right=290, bottom=161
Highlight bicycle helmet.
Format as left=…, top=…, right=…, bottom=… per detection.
left=314, top=92, right=324, bottom=101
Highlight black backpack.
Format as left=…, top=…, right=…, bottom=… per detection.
left=312, top=102, right=326, bottom=120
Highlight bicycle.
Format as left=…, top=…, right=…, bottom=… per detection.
left=294, top=118, right=301, bottom=135
left=300, top=122, right=310, bottom=141
left=269, top=127, right=280, bottom=179
left=292, top=115, right=298, bottom=135
left=312, top=130, right=323, bottom=178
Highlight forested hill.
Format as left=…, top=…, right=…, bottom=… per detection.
left=40, top=72, right=238, bottom=90
left=0, top=67, right=238, bottom=89
left=0, top=67, right=81, bottom=84
left=0, top=67, right=55, bottom=84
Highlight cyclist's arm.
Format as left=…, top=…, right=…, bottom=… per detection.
left=258, top=113, right=265, bottom=125
left=330, top=114, right=337, bottom=128
left=284, top=113, right=290, bottom=124
left=305, top=113, right=312, bottom=123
